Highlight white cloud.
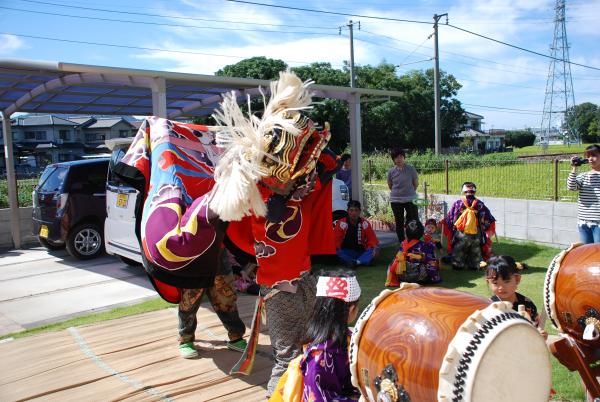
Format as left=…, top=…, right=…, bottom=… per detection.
left=0, top=34, right=25, bottom=55
left=133, top=36, right=363, bottom=75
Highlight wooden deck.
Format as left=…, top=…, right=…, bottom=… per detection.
left=0, top=295, right=273, bottom=401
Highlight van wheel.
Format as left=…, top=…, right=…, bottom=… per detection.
left=119, top=256, right=142, bottom=266
left=38, top=236, right=65, bottom=251
left=66, top=223, right=104, bottom=260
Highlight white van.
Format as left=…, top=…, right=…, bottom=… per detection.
left=104, top=139, right=350, bottom=264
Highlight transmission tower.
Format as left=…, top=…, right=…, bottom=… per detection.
left=539, top=0, right=577, bottom=146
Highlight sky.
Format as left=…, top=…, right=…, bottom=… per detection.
left=1, top=0, right=600, bottom=130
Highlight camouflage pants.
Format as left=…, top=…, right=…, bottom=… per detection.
left=178, top=272, right=246, bottom=344
left=261, top=273, right=317, bottom=396
left=451, top=231, right=482, bottom=270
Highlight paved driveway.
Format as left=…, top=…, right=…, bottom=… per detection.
left=0, top=248, right=156, bottom=337
left=0, top=230, right=397, bottom=337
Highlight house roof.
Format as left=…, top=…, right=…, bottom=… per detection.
left=12, top=114, right=78, bottom=126
left=85, top=118, right=134, bottom=129
left=68, top=116, right=95, bottom=126
left=464, top=111, right=484, bottom=120
left=458, top=128, right=506, bottom=138
left=130, top=120, right=144, bottom=129
left=458, top=128, right=486, bottom=138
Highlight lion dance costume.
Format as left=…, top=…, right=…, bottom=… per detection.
left=113, top=71, right=338, bottom=395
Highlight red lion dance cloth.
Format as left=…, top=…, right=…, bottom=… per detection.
left=113, top=71, right=338, bottom=301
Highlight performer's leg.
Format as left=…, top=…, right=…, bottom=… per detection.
left=404, top=201, right=419, bottom=223
left=391, top=202, right=406, bottom=243
left=470, top=235, right=483, bottom=270
left=336, top=248, right=359, bottom=265
left=205, top=274, right=246, bottom=343
left=357, top=248, right=375, bottom=266
left=451, top=232, right=467, bottom=270
left=178, top=288, right=205, bottom=358
left=263, top=273, right=317, bottom=397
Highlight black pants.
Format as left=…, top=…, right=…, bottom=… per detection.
left=391, top=201, right=419, bottom=242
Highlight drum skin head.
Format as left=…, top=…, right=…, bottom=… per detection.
left=438, top=302, right=552, bottom=402
left=350, top=286, right=552, bottom=402
left=470, top=322, right=551, bottom=401
left=544, top=243, right=600, bottom=348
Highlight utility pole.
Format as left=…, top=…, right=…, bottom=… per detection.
left=349, top=20, right=357, bottom=88
left=433, top=13, right=447, bottom=155
left=344, top=20, right=363, bottom=204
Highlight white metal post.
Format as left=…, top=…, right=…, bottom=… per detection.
left=2, top=111, right=21, bottom=248
left=151, top=77, right=167, bottom=118
left=348, top=93, right=363, bottom=205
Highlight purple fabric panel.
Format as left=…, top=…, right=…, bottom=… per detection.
left=301, top=339, right=358, bottom=402
left=144, top=195, right=216, bottom=270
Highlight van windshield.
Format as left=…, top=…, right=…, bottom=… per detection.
left=107, top=147, right=128, bottom=185
left=38, top=166, right=68, bottom=192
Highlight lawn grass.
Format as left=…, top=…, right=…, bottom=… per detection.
left=0, top=297, right=171, bottom=341
left=514, top=143, right=591, bottom=156
left=366, top=158, right=587, bottom=202
left=1, top=238, right=588, bottom=400
left=346, top=239, right=586, bottom=402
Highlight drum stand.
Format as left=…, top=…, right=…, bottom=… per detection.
left=548, top=335, right=600, bottom=399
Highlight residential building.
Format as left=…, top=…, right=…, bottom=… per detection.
left=0, top=114, right=138, bottom=173
left=457, top=111, right=506, bottom=153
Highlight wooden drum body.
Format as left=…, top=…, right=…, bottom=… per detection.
left=349, top=284, right=551, bottom=402
left=544, top=243, right=600, bottom=348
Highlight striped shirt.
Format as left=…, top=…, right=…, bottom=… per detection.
left=567, top=170, right=600, bottom=223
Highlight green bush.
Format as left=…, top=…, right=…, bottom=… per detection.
left=0, top=179, right=37, bottom=208
left=504, top=130, right=536, bottom=148
left=362, top=151, right=518, bottom=182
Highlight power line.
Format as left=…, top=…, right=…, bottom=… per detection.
left=0, top=6, right=340, bottom=36
left=13, top=0, right=339, bottom=30
left=396, top=58, right=433, bottom=67
left=462, top=103, right=543, bottom=114
left=446, top=23, right=600, bottom=72
left=362, top=29, right=433, bottom=67
left=353, top=36, right=426, bottom=58
left=455, top=77, right=542, bottom=90
left=0, top=32, right=345, bottom=67
left=224, top=0, right=432, bottom=24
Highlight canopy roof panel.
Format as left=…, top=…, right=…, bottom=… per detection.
left=0, top=59, right=403, bottom=119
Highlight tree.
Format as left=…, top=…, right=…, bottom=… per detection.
left=360, top=67, right=465, bottom=151
left=215, top=56, right=287, bottom=80
left=504, top=129, right=536, bottom=148
left=212, top=57, right=467, bottom=153
left=566, top=102, right=599, bottom=143
left=587, top=119, right=600, bottom=143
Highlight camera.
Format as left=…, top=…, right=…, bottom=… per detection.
left=572, top=157, right=589, bottom=166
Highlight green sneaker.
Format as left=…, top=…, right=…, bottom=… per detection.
left=179, top=342, right=199, bottom=359
left=227, top=338, right=247, bottom=353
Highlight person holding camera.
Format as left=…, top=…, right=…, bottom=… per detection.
left=568, top=144, right=600, bottom=244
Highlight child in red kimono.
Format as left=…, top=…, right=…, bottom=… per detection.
left=386, top=219, right=440, bottom=286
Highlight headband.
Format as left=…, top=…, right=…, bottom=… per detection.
left=316, top=276, right=361, bottom=302
left=462, top=184, right=476, bottom=193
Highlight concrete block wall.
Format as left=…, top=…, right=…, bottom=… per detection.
left=0, top=196, right=582, bottom=250
left=432, top=194, right=579, bottom=248
left=0, top=207, right=37, bottom=250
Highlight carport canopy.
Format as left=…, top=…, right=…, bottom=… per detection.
left=0, top=59, right=403, bottom=248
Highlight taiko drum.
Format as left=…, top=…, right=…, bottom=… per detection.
left=349, top=284, right=552, bottom=402
left=544, top=243, right=600, bottom=348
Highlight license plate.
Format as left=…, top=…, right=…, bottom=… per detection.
left=116, top=193, right=129, bottom=208
left=39, top=225, right=49, bottom=238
